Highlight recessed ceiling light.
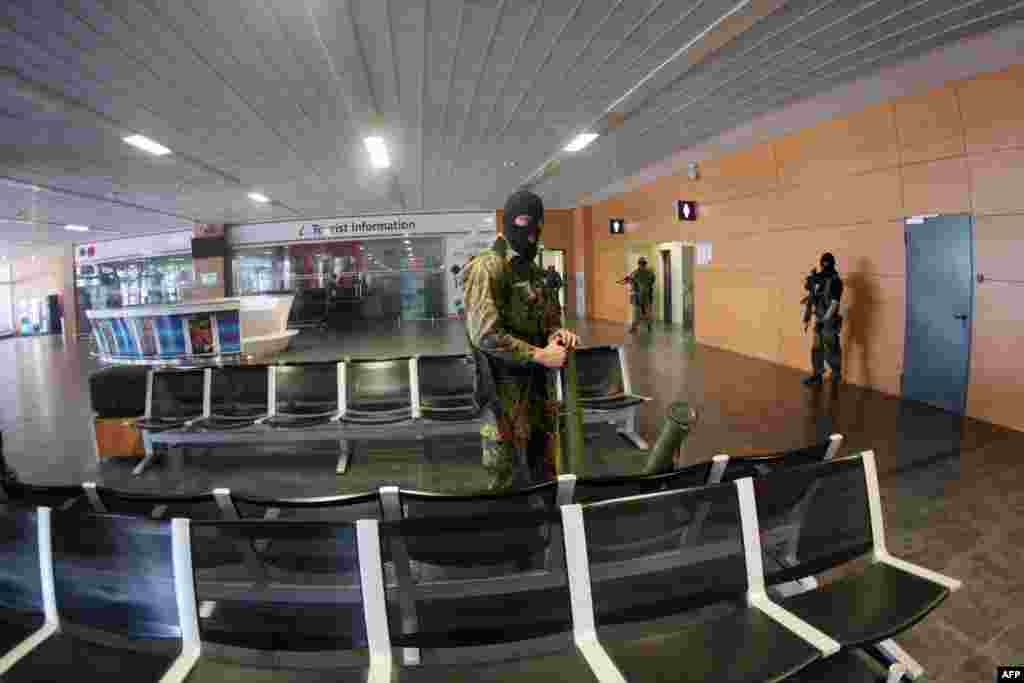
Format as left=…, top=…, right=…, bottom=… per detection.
left=364, top=136, right=390, bottom=169
left=504, top=161, right=517, bottom=168
left=403, top=239, right=411, bottom=244
left=64, top=224, right=90, bottom=232
left=123, top=134, right=172, bottom=156
left=248, top=192, right=271, bottom=203
left=564, top=133, right=599, bottom=152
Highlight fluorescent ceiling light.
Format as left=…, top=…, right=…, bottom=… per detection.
left=64, top=224, right=90, bottom=232
left=364, top=137, right=390, bottom=169
left=248, top=192, right=271, bottom=204
left=564, top=133, right=598, bottom=152
left=123, top=134, right=171, bottom=156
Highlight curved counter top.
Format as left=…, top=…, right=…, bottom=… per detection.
left=86, top=295, right=297, bottom=365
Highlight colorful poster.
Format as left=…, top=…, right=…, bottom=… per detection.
left=215, top=310, right=241, bottom=354
left=187, top=314, right=216, bottom=355
left=109, top=318, right=136, bottom=355
left=97, top=320, right=118, bottom=356
left=155, top=316, right=186, bottom=356
left=135, top=318, right=158, bottom=356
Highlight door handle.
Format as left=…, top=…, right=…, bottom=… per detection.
left=953, top=314, right=968, bottom=320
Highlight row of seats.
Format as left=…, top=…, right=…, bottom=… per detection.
left=2, top=435, right=845, bottom=521
left=126, top=346, right=649, bottom=475
left=136, top=346, right=643, bottom=430
left=0, top=452, right=960, bottom=682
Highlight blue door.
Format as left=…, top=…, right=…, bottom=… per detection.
left=903, top=214, right=973, bottom=414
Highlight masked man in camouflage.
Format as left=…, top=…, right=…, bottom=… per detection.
left=620, top=257, right=655, bottom=332
left=462, top=190, right=580, bottom=490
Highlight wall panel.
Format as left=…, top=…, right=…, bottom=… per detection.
left=968, top=281, right=1024, bottom=431
left=968, top=147, right=1024, bottom=215
left=694, top=269, right=782, bottom=364
left=957, top=63, right=1024, bottom=154
left=901, top=157, right=972, bottom=216
left=691, top=142, right=779, bottom=202
left=974, top=214, right=1023, bottom=283
left=775, top=103, right=900, bottom=186
left=893, top=84, right=966, bottom=164
left=777, top=168, right=903, bottom=229
left=699, top=190, right=784, bottom=235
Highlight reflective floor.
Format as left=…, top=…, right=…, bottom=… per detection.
left=0, top=320, right=1020, bottom=680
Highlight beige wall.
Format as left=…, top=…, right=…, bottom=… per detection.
left=581, top=63, right=1024, bottom=432
left=10, top=246, right=75, bottom=337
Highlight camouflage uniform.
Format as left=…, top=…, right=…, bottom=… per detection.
left=627, top=267, right=656, bottom=331
left=463, top=235, right=563, bottom=491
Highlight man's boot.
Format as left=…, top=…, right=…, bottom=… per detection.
left=803, top=374, right=823, bottom=386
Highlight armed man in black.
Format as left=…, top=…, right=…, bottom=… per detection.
left=802, top=252, right=843, bottom=385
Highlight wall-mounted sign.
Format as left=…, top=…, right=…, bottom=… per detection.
left=229, top=212, right=492, bottom=246
left=609, top=218, right=625, bottom=235
left=676, top=200, right=698, bottom=222
left=75, top=230, right=193, bottom=264
left=696, top=242, right=713, bottom=266
left=194, top=223, right=225, bottom=238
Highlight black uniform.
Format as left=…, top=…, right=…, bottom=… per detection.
left=804, top=253, right=843, bottom=383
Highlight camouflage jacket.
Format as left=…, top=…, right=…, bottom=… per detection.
left=628, top=268, right=655, bottom=302
left=462, top=235, right=563, bottom=372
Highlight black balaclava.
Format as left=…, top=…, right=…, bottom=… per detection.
left=819, top=252, right=836, bottom=274
left=503, top=190, right=544, bottom=262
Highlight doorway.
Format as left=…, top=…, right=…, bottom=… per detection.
left=541, top=249, right=566, bottom=310
left=903, top=214, right=973, bottom=414
left=682, top=244, right=695, bottom=335
left=661, top=250, right=672, bottom=324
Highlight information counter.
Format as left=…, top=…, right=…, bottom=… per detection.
left=86, top=295, right=297, bottom=365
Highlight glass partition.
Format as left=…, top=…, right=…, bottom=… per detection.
left=75, top=254, right=194, bottom=335
left=0, top=262, right=12, bottom=336
left=232, top=237, right=447, bottom=321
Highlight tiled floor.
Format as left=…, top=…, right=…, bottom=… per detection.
left=1, top=319, right=1020, bottom=679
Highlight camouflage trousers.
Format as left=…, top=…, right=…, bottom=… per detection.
left=630, top=300, right=653, bottom=331
left=812, top=322, right=842, bottom=376
left=480, top=378, right=560, bottom=491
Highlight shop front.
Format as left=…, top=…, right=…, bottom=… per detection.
left=74, top=232, right=194, bottom=336
left=228, top=213, right=494, bottom=326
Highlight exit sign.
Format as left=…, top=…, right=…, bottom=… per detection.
left=609, top=218, right=625, bottom=235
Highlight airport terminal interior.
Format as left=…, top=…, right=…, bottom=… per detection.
left=1, top=1, right=1023, bottom=682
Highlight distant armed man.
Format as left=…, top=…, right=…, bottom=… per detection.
left=802, top=252, right=843, bottom=385
left=619, top=257, right=655, bottom=333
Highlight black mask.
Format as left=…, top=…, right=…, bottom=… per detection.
left=820, top=252, right=836, bottom=273
left=503, top=190, right=543, bottom=262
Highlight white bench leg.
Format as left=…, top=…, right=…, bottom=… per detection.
left=887, top=663, right=907, bottom=683
left=875, top=640, right=924, bottom=680
left=132, top=434, right=157, bottom=476
left=618, top=410, right=649, bottom=450
left=337, top=440, right=351, bottom=475
left=90, top=417, right=101, bottom=463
